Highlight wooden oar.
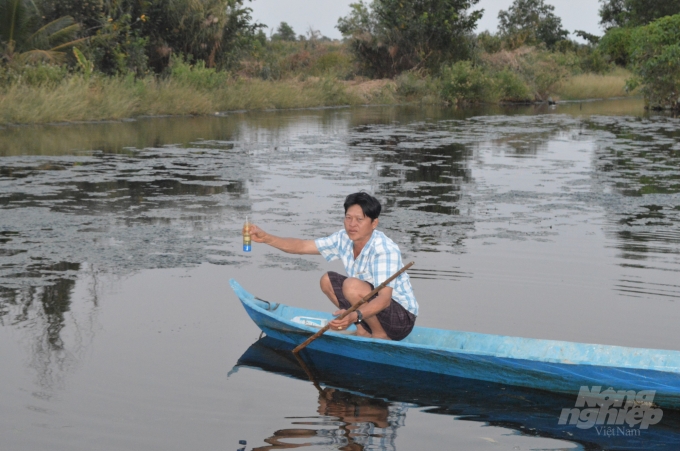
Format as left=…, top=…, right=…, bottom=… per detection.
left=292, top=261, right=414, bottom=354
left=292, top=351, right=324, bottom=394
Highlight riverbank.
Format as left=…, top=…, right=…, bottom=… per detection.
left=0, top=66, right=636, bottom=125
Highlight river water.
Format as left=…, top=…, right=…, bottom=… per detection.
left=2, top=98, right=680, bottom=450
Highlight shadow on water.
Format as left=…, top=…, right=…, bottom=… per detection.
left=235, top=337, right=680, bottom=451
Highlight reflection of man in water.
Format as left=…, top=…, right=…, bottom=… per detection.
left=249, top=192, right=418, bottom=340
left=253, top=388, right=407, bottom=451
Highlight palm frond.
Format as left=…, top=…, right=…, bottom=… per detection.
left=50, top=36, right=88, bottom=52
left=28, top=16, right=77, bottom=43
left=46, top=24, right=80, bottom=47
left=15, top=48, right=66, bottom=64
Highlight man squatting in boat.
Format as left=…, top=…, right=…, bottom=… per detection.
left=248, top=192, right=419, bottom=340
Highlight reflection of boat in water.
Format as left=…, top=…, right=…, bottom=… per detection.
left=231, top=279, right=680, bottom=410
left=241, top=376, right=407, bottom=451
left=235, top=337, right=680, bottom=451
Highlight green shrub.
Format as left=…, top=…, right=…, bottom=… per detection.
left=440, top=61, right=499, bottom=103
left=495, top=69, right=532, bottom=101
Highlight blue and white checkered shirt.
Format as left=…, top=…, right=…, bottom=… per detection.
left=315, top=229, right=418, bottom=316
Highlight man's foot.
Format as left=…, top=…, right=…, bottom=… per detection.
left=355, top=326, right=371, bottom=338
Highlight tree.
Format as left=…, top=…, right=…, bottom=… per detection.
left=498, top=0, right=568, bottom=49
left=627, top=14, right=680, bottom=110
left=272, top=22, right=296, bottom=41
left=598, top=26, right=632, bottom=65
left=337, top=0, right=483, bottom=77
left=0, top=0, right=83, bottom=64
left=574, top=30, right=600, bottom=45
left=599, top=0, right=680, bottom=29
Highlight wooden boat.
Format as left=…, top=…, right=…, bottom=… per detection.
left=230, top=279, right=680, bottom=409
left=233, top=336, right=680, bottom=450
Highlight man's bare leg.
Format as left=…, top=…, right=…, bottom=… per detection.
left=320, top=273, right=364, bottom=336
left=320, top=273, right=340, bottom=308
left=341, top=278, right=390, bottom=340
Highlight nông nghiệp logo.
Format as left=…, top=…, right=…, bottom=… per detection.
left=558, top=386, right=663, bottom=434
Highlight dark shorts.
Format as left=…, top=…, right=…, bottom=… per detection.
left=327, top=271, right=416, bottom=341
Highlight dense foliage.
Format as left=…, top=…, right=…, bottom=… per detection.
left=7, top=0, right=263, bottom=74
left=599, top=0, right=680, bottom=28
left=337, top=0, right=483, bottom=77
left=627, top=14, right=680, bottom=109
left=598, top=26, right=632, bottom=66
left=0, top=0, right=662, bottom=123
left=497, top=0, right=568, bottom=49
left=0, top=0, right=83, bottom=64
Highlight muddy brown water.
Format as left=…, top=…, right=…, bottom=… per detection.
left=2, top=98, right=680, bottom=450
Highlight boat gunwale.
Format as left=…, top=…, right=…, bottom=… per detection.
left=230, top=279, right=680, bottom=374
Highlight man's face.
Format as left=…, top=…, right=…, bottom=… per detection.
left=344, top=204, right=377, bottom=243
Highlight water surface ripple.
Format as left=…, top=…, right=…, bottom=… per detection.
left=2, top=100, right=680, bottom=451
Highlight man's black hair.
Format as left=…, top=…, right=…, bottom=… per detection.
left=344, top=192, right=381, bottom=220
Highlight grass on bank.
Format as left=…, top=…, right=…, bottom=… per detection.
left=0, top=74, right=398, bottom=124
left=0, top=50, right=637, bottom=125
left=554, top=68, right=635, bottom=100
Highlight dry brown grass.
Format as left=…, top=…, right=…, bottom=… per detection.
left=554, top=68, right=636, bottom=100
left=481, top=46, right=536, bottom=71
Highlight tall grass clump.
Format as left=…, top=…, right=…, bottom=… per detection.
left=395, top=71, right=441, bottom=103
left=555, top=68, right=636, bottom=100
left=169, top=58, right=229, bottom=90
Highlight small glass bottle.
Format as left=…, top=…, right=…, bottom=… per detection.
left=242, top=216, right=251, bottom=252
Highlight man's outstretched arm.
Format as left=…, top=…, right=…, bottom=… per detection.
left=249, top=224, right=320, bottom=255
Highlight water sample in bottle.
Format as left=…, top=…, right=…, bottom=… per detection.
left=243, top=216, right=251, bottom=252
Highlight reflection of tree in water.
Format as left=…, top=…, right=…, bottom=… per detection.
left=589, top=118, right=680, bottom=197
left=0, top=143, right=251, bottom=294
left=348, top=128, right=473, bottom=216
left=0, top=160, right=244, bottom=215
left=489, top=131, right=553, bottom=156
left=0, top=263, right=101, bottom=390
left=587, top=117, right=680, bottom=300
left=254, top=388, right=406, bottom=451
left=346, top=126, right=476, bottom=250
left=377, top=143, right=472, bottom=216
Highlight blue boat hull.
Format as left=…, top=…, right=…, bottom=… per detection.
left=235, top=336, right=680, bottom=450
left=230, top=279, right=680, bottom=409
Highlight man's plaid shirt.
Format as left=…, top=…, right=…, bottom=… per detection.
left=315, top=229, right=418, bottom=315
